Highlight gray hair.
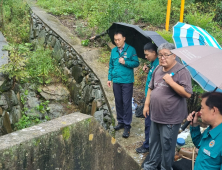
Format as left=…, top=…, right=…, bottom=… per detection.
left=157, top=43, right=175, bottom=53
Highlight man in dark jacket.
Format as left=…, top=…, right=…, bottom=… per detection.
left=107, top=30, right=139, bottom=138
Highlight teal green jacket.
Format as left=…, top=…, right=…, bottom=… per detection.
left=145, top=58, right=159, bottom=96
left=190, top=124, right=222, bottom=170
left=108, top=43, right=139, bottom=83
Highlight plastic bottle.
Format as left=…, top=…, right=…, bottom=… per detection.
left=176, top=138, right=185, bottom=151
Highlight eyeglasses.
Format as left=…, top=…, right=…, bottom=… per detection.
left=158, top=53, right=173, bottom=59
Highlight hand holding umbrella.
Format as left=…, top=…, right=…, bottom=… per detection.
left=171, top=45, right=222, bottom=131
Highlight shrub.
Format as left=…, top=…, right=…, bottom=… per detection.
left=156, top=30, right=174, bottom=43
left=1, top=0, right=30, bottom=43
left=184, top=12, right=222, bottom=45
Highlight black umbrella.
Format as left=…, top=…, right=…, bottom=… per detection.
left=107, top=22, right=153, bottom=59
left=107, top=22, right=181, bottom=62
left=144, top=31, right=167, bottom=47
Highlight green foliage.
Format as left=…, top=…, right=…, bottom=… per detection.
left=1, top=0, right=30, bottom=43
left=0, top=44, right=29, bottom=81
left=35, top=100, right=50, bottom=114
left=36, top=0, right=193, bottom=34
left=156, top=30, right=174, bottom=43
left=14, top=115, right=41, bottom=130
left=1, top=44, right=65, bottom=85
left=184, top=11, right=222, bottom=45
left=62, top=127, right=70, bottom=141
left=215, top=1, right=222, bottom=25
left=81, top=39, right=89, bottom=46
left=185, top=12, right=215, bottom=31
left=25, top=47, right=56, bottom=85
left=192, top=79, right=205, bottom=94
left=98, top=49, right=110, bottom=64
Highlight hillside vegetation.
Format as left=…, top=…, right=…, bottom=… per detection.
left=36, top=0, right=222, bottom=44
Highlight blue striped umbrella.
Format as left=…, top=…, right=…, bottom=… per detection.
left=173, top=22, right=222, bottom=92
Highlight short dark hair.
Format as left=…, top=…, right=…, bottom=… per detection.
left=144, top=42, right=157, bottom=54
left=114, top=30, right=125, bottom=37
left=202, top=92, right=222, bottom=115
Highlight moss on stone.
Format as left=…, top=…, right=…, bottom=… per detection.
left=62, top=127, right=70, bottom=141
left=86, top=118, right=91, bottom=123
left=34, top=138, right=41, bottom=146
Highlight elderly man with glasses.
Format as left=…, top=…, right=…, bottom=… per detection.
left=143, top=43, right=193, bottom=170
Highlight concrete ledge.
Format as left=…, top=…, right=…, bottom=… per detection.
left=0, top=113, right=140, bottom=170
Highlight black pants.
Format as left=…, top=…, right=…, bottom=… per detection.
left=113, top=83, right=133, bottom=128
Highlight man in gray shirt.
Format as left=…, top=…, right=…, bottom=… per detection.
left=143, top=43, right=193, bottom=170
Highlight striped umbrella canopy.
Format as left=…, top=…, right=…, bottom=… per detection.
left=172, top=22, right=222, bottom=92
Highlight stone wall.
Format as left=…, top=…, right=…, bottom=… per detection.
left=0, top=32, right=22, bottom=135
left=0, top=113, right=140, bottom=170
left=29, top=12, right=114, bottom=131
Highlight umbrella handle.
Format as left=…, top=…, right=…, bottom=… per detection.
left=170, top=72, right=175, bottom=77
left=163, top=72, right=175, bottom=82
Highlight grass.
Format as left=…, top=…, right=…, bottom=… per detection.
left=36, top=0, right=222, bottom=46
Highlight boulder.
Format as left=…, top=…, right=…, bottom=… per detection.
left=4, top=90, right=19, bottom=110
left=40, top=84, right=70, bottom=101
left=47, top=103, right=64, bottom=119
left=2, top=111, right=12, bottom=134
left=10, top=105, right=22, bottom=125
left=25, top=97, right=43, bottom=118
left=36, top=29, right=46, bottom=47
left=78, top=100, right=91, bottom=115
left=68, top=79, right=81, bottom=105
left=0, top=94, right=8, bottom=110
left=94, top=110, right=104, bottom=125
left=0, top=79, right=13, bottom=93
left=52, top=39, right=64, bottom=62
left=71, top=65, right=84, bottom=83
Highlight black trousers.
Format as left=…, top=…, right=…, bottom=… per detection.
left=113, top=83, right=133, bottom=128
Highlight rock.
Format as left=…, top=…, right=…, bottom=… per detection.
left=40, top=84, right=70, bottom=101
left=33, top=28, right=39, bottom=38
left=92, top=89, right=102, bottom=100
left=13, top=83, right=20, bottom=95
left=27, top=97, right=39, bottom=108
left=36, top=29, right=46, bottom=47
left=10, top=105, right=22, bottom=125
left=52, top=39, right=63, bottom=62
left=71, top=65, right=84, bottom=83
left=47, top=103, right=63, bottom=119
left=25, top=97, right=43, bottom=118
left=94, top=110, right=104, bottom=125
left=48, top=35, right=57, bottom=48
left=68, top=80, right=81, bottom=105
left=0, top=79, right=13, bottom=93
left=82, top=85, right=94, bottom=104
left=4, top=90, right=19, bottom=110
left=78, top=100, right=91, bottom=115
left=103, top=109, right=110, bottom=116
left=0, top=95, right=8, bottom=110
left=2, top=111, right=12, bottom=134
left=63, top=67, right=71, bottom=77
left=67, top=60, right=74, bottom=69
left=104, top=115, right=111, bottom=123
